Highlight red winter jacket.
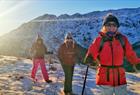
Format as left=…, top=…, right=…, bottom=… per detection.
left=86, top=32, right=140, bottom=86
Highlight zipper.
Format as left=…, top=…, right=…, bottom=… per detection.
left=110, top=41, right=115, bottom=86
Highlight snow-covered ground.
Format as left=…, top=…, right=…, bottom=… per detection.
left=0, top=55, right=140, bottom=95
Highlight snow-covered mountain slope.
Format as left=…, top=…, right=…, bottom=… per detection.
left=0, top=7, right=140, bottom=57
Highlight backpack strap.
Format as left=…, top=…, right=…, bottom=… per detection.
left=99, top=38, right=104, bottom=52
left=99, top=36, right=110, bottom=52
left=99, top=33, right=125, bottom=52
left=116, top=34, right=125, bottom=51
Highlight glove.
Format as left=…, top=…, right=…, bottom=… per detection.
left=47, top=51, right=53, bottom=54
left=133, top=65, right=140, bottom=73
left=83, top=55, right=93, bottom=66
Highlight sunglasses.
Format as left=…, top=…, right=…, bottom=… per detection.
left=66, top=37, right=72, bottom=39
left=105, top=23, right=117, bottom=27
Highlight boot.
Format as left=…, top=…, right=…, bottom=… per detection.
left=65, top=92, right=77, bottom=95
left=45, top=79, right=52, bottom=83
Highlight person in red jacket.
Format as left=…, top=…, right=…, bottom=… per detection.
left=85, top=13, right=140, bottom=95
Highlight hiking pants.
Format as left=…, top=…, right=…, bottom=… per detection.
left=31, top=58, right=49, bottom=81
left=61, top=64, right=74, bottom=93
left=98, top=84, right=127, bottom=95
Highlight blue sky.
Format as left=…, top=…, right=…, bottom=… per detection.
left=0, top=0, right=140, bottom=36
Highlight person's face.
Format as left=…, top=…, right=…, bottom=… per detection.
left=66, top=37, right=73, bottom=43
left=105, top=22, right=118, bottom=32
left=37, top=39, right=42, bottom=44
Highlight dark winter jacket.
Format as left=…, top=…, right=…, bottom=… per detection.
left=30, top=38, right=47, bottom=58
left=58, top=42, right=82, bottom=65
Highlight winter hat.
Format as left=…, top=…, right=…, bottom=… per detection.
left=36, top=34, right=43, bottom=42
left=64, top=32, right=75, bottom=48
left=65, top=32, right=73, bottom=40
left=103, top=13, right=120, bottom=27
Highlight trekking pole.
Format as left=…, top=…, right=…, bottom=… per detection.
left=81, top=65, right=89, bottom=95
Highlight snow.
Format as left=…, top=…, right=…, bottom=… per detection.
left=0, top=55, right=140, bottom=95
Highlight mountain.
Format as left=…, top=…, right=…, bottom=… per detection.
left=0, top=7, right=140, bottom=57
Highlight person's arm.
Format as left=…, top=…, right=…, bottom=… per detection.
left=29, top=43, right=35, bottom=59
left=124, top=36, right=140, bottom=64
left=84, top=37, right=101, bottom=65
left=30, top=45, right=33, bottom=54
left=58, top=44, right=63, bottom=62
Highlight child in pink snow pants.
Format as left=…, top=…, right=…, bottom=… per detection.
left=31, top=58, right=49, bottom=81
left=30, top=35, right=52, bottom=83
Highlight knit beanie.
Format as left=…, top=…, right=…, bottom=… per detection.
left=103, top=13, right=120, bottom=27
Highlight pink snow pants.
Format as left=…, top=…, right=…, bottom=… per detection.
left=31, top=58, right=49, bottom=81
